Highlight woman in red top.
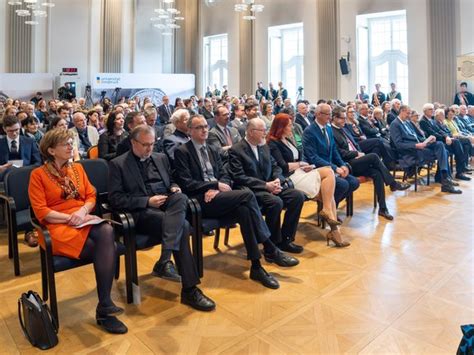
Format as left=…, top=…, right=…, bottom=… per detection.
left=28, top=129, right=127, bottom=334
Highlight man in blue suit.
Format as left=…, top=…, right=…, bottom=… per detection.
left=0, top=115, right=41, bottom=181
left=390, top=105, right=461, bottom=194
left=303, top=103, right=360, bottom=206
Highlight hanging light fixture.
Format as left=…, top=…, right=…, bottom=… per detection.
left=8, top=0, right=55, bottom=24
left=234, top=0, right=264, bottom=20
left=151, top=0, right=184, bottom=36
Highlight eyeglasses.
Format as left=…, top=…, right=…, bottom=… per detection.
left=133, top=139, right=155, bottom=148
left=58, top=141, right=74, bottom=148
left=191, top=124, right=209, bottom=131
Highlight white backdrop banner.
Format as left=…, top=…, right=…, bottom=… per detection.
left=92, top=73, right=195, bottom=105
left=0, top=73, right=54, bottom=102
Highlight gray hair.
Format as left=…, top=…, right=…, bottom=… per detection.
left=434, top=108, right=445, bottom=118
left=143, top=107, right=157, bottom=118
left=422, top=103, right=434, bottom=112
left=308, top=104, right=317, bottom=113
left=130, top=124, right=155, bottom=140
left=391, top=98, right=401, bottom=105
left=170, top=108, right=190, bottom=126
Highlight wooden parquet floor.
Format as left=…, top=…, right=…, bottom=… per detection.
left=0, top=178, right=473, bottom=354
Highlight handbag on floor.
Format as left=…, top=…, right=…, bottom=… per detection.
left=457, top=324, right=474, bottom=355
left=18, top=290, right=58, bottom=350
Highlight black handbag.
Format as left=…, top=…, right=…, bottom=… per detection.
left=18, top=290, right=59, bottom=350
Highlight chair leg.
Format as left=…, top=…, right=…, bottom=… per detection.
left=427, top=165, right=431, bottom=186
left=224, top=227, right=230, bottom=246
left=40, top=249, right=48, bottom=301
left=373, top=183, right=377, bottom=209
left=414, top=165, right=418, bottom=192
left=316, top=200, right=322, bottom=226
left=114, top=256, right=120, bottom=280
left=346, top=192, right=353, bottom=217
left=12, top=229, right=20, bottom=276
left=213, top=228, right=221, bottom=250
left=46, top=254, right=59, bottom=328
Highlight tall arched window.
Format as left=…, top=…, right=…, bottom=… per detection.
left=203, top=34, right=228, bottom=94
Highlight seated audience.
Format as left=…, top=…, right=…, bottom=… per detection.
left=116, top=112, right=146, bottom=156
left=267, top=113, right=349, bottom=246
left=144, top=107, right=165, bottom=151
left=87, top=110, right=105, bottom=135
left=445, top=107, right=474, bottom=146
left=163, top=109, right=190, bottom=163
left=387, top=99, right=401, bottom=125
left=230, top=103, right=247, bottom=137
left=303, top=104, right=360, bottom=207
left=280, top=107, right=304, bottom=150
left=260, top=102, right=274, bottom=129
left=331, top=108, right=410, bottom=220
left=174, top=115, right=297, bottom=288
left=390, top=105, right=461, bottom=194
left=295, top=102, right=312, bottom=130
left=69, top=112, right=100, bottom=158
left=108, top=125, right=215, bottom=310
left=28, top=129, right=127, bottom=334
left=420, top=104, right=470, bottom=180
left=229, top=118, right=306, bottom=254
left=0, top=116, right=41, bottom=180
left=98, top=112, right=128, bottom=161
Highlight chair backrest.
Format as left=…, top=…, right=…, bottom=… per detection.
left=4, top=165, right=37, bottom=211
left=77, top=159, right=109, bottom=195
left=87, top=145, right=99, bottom=159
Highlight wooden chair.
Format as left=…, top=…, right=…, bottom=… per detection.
left=87, top=145, right=99, bottom=159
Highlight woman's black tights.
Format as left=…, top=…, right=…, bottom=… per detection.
left=79, top=223, right=117, bottom=308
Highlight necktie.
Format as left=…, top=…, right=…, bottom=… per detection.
left=342, top=130, right=357, bottom=151
left=403, top=122, right=419, bottom=142
left=200, top=146, right=216, bottom=181
left=10, top=139, right=18, bottom=154
left=224, top=128, right=232, bottom=146
left=321, top=127, right=329, bottom=146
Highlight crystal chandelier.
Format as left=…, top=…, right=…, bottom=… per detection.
left=8, top=0, right=55, bottom=25
left=234, top=0, right=264, bottom=20
left=150, top=0, right=184, bottom=36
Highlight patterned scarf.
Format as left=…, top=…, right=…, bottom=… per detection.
left=43, top=161, right=81, bottom=200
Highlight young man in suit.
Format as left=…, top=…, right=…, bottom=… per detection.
left=108, top=124, right=215, bottom=311
left=157, top=96, right=174, bottom=125
left=207, top=106, right=241, bottom=160
left=0, top=115, right=41, bottom=180
left=331, top=108, right=410, bottom=220
left=390, top=105, right=461, bottom=194
left=174, top=115, right=298, bottom=289
left=303, top=103, right=360, bottom=207
left=229, top=118, right=306, bottom=254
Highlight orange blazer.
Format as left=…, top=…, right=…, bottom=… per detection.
left=28, top=163, right=96, bottom=259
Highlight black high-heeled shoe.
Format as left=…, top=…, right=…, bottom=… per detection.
left=319, top=210, right=341, bottom=227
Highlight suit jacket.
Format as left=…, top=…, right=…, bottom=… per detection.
left=295, top=113, right=311, bottom=130
left=173, top=140, right=232, bottom=197
left=371, top=92, right=386, bottom=106
left=207, top=125, right=241, bottom=153
left=345, top=122, right=366, bottom=142
left=387, top=109, right=399, bottom=126
left=158, top=104, right=174, bottom=125
left=268, top=139, right=302, bottom=178
left=456, top=116, right=474, bottom=133
left=419, top=116, right=448, bottom=142
left=389, top=117, right=419, bottom=160
left=108, top=151, right=178, bottom=218
left=387, top=91, right=402, bottom=101
left=255, top=88, right=267, bottom=100
left=331, top=126, right=361, bottom=162
left=0, top=136, right=41, bottom=179
left=434, top=120, right=453, bottom=137
left=201, top=107, right=214, bottom=123
left=230, top=118, right=247, bottom=138
left=358, top=116, right=380, bottom=139
left=70, top=126, right=100, bottom=148
left=266, top=89, right=278, bottom=101
left=302, top=121, right=346, bottom=171
left=228, top=140, right=284, bottom=191
left=453, top=91, right=474, bottom=106
left=163, top=129, right=189, bottom=162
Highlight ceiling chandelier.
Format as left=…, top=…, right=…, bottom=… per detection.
left=150, top=0, right=184, bottom=36
left=8, top=0, right=54, bottom=25
left=234, top=0, right=264, bottom=20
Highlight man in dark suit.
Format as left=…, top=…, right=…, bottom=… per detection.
left=163, top=109, right=190, bottom=163
left=303, top=104, right=360, bottom=206
left=255, top=82, right=267, bottom=101
left=144, top=108, right=164, bottom=153
left=357, top=104, right=383, bottom=139
left=456, top=105, right=474, bottom=134
left=331, top=108, right=410, bottom=220
left=266, top=82, right=278, bottom=101
left=386, top=99, right=401, bottom=126
left=174, top=115, right=297, bottom=289
left=390, top=105, right=461, bottom=193
left=207, top=106, right=241, bottom=160
left=109, top=125, right=215, bottom=311
left=419, top=104, right=470, bottom=180
left=0, top=115, right=41, bottom=180
left=230, top=103, right=247, bottom=138
left=200, top=99, right=215, bottom=127
left=453, top=82, right=474, bottom=106
left=229, top=118, right=306, bottom=254
left=371, top=83, right=386, bottom=106
left=277, top=81, right=288, bottom=101
left=295, top=102, right=312, bottom=130
left=157, top=95, right=174, bottom=125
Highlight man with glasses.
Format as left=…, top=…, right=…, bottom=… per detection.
left=207, top=105, right=241, bottom=160
left=229, top=118, right=306, bottom=255
left=0, top=115, right=41, bottom=180
left=174, top=115, right=298, bottom=289
left=303, top=103, right=360, bottom=208
left=109, top=124, right=216, bottom=311
left=116, top=112, right=147, bottom=156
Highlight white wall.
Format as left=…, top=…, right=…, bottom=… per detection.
left=338, top=0, right=430, bottom=111
left=457, top=0, right=474, bottom=56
